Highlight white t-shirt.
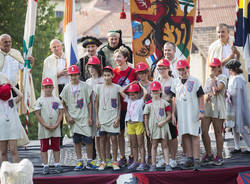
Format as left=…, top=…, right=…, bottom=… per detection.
left=1, top=55, right=23, bottom=85
left=124, top=96, right=144, bottom=122
left=170, top=58, right=178, bottom=79
left=57, top=58, right=69, bottom=85
left=221, top=43, right=231, bottom=78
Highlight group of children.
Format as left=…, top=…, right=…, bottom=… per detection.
left=33, top=55, right=250, bottom=175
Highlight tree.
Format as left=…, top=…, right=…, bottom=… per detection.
left=0, top=0, right=62, bottom=139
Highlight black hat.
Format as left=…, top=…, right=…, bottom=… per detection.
left=81, top=36, right=102, bottom=48
left=225, top=59, right=241, bottom=69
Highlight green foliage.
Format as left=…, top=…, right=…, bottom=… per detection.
left=0, top=0, right=63, bottom=139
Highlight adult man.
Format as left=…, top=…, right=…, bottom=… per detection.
left=207, top=23, right=240, bottom=79
left=0, top=34, right=35, bottom=114
left=77, top=36, right=103, bottom=81
left=42, top=39, right=69, bottom=146
left=98, top=30, right=133, bottom=68
left=42, top=39, right=69, bottom=97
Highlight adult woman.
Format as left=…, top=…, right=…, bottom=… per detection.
left=112, top=46, right=137, bottom=167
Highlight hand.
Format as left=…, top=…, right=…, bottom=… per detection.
left=66, top=115, right=75, bottom=125
left=27, top=56, right=34, bottom=65
left=58, top=68, right=68, bottom=78
left=172, top=114, right=177, bottom=126
left=198, top=112, right=204, bottom=121
left=157, top=121, right=165, bottom=127
left=146, top=129, right=151, bottom=138
left=212, top=86, right=218, bottom=95
left=88, top=118, right=92, bottom=127
left=113, top=117, right=120, bottom=128
left=96, top=119, right=101, bottom=129
left=205, top=93, right=212, bottom=102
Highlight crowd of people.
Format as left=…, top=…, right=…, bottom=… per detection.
left=0, top=23, right=250, bottom=176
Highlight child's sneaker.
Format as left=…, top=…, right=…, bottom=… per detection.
left=106, top=158, right=112, bottom=168
left=156, top=158, right=165, bottom=168
left=181, top=157, right=193, bottom=170
left=165, top=164, right=173, bottom=172
left=118, top=156, right=127, bottom=167
left=112, top=161, right=120, bottom=171
left=179, top=154, right=187, bottom=165
left=74, top=161, right=84, bottom=171
left=169, top=159, right=177, bottom=168
left=42, top=165, right=50, bottom=175
left=213, top=156, right=224, bottom=166
left=95, top=159, right=102, bottom=167
left=149, top=164, right=157, bottom=171
left=128, top=162, right=138, bottom=170
left=98, top=162, right=106, bottom=171
left=201, top=154, right=214, bottom=166
left=86, top=160, right=97, bottom=170
left=55, top=164, right=63, bottom=174
left=193, top=159, right=200, bottom=171
left=128, top=155, right=134, bottom=166
left=136, top=162, right=146, bottom=171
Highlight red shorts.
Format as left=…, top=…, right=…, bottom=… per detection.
left=40, top=137, right=60, bottom=152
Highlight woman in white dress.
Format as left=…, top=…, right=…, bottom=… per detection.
left=0, top=73, right=23, bottom=163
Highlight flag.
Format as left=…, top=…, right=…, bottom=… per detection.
left=234, top=0, right=250, bottom=81
left=64, top=0, right=78, bottom=66
left=23, top=0, right=37, bottom=133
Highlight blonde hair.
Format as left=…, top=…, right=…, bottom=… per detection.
left=114, top=46, right=130, bottom=61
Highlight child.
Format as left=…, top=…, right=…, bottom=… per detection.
left=34, top=77, right=64, bottom=174
left=157, top=59, right=178, bottom=169
left=86, top=56, right=104, bottom=166
left=225, top=59, right=250, bottom=154
left=60, top=65, right=95, bottom=170
left=171, top=60, right=205, bottom=171
left=95, top=66, right=121, bottom=171
left=143, top=81, right=172, bottom=172
left=0, top=73, right=23, bottom=164
left=120, top=81, right=147, bottom=171
left=135, top=62, right=152, bottom=165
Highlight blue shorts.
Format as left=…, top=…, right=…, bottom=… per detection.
left=99, top=131, right=119, bottom=136
left=73, top=133, right=93, bottom=144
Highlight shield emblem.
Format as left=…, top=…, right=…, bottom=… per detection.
left=77, top=99, right=84, bottom=109
left=159, top=108, right=164, bottom=117
left=164, top=86, right=171, bottom=94
left=111, top=98, right=117, bottom=108
left=52, top=102, right=59, bottom=110
left=8, top=99, right=14, bottom=108
left=187, top=81, right=194, bottom=92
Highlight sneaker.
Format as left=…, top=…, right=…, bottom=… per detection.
left=128, top=155, right=134, bottom=166
left=213, top=156, right=224, bottom=166
left=118, top=156, right=127, bottom=167
left=201, top=154, right=214, bottom=166
left=74, top=161, right=84, bottom=171
left=112, top=161, right=120, bottom=171
left=86, top=160, right=97, bottom=170
left=147, top=156, right=152, bottom=165
left=149, top=164, right=157, bottom=171
left=136, top=163, right=146, bottom=171
left=128, top=162, right=138, bottom=170
left=55, top=164, right=63, bottom=174
left=169, top=159, right=177, bottom=168
left=230, top=149, right=242, bottom=154
left=181, top=157, right=193, bottom=170
left=165, top=164, right=173, bottom=172
left=106, top=158, right=112, bottom=168
left=156, top=158, right=165, bottom=168
left=179, top=155, right=187, bottom=165
left=193, top=159, right=200, bottom=171
left=95, top=159, right=102, bottom=167
left=98, top=162, right=106, bottom=171
left=42, top=166, right=50, bottom=175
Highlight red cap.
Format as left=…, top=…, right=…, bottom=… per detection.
left=158, top=59, right=170, bottom=67
left=103, top=66, right=113, bottom=72
left=209, top=58, right=221, bottom=67
left=126, top=83, right=140, bottom=93
left=150, top=81, right=161, bottom=91
left=42, top=77, right=53, bottom=86
left=176, top=59, right=188, bottom=69
left=68, top=65, right=80, bottom=74
left=88, top=56, right=101, bottom=65
left=0, top=84, right=11, bottom=101
left=136, top=62, right=149, bottom=72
